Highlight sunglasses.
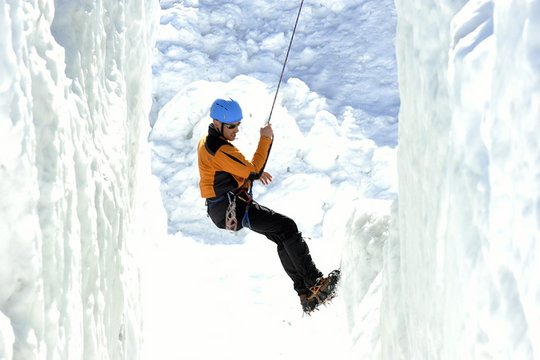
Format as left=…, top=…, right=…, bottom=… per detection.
left=225, top=123, right=241, bottom=129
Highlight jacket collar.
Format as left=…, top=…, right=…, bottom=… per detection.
left=208, top=123, right=224, bottom=139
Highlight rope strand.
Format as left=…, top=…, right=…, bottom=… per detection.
left=266, top=0, right=305, bottom=125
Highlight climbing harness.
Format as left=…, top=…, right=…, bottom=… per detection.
left=225, top=186, right=253, bottom=231
left=266, top=0, right=305, bottom=125
left=224, top=192, right=238, bottom=231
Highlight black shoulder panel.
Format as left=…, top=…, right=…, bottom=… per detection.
left=223, top=152, right=245, bottom=165
left=205, top=135, right=229, bottom=156
left=213, top=171, right=238, bottom=197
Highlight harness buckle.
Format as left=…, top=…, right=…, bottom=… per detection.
left=235, top=188, right=252, bottom=204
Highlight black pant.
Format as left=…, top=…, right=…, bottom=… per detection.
left=207, top=197, right=322, bottom=295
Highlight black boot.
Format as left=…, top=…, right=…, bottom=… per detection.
left=299, top=293, right=319, bottom=314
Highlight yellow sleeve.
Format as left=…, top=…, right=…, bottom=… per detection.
left=213, top=136, right=273, bottom=180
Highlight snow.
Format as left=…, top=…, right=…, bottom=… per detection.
left=384, top=0, right=540, bottom=358
left=147, top=2, right=398, bottom=356
left=1, top=0, right=159, bottom=358
left=1, top=0, right=539, bottom=359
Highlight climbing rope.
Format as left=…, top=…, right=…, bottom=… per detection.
left=266, top=0, right=305, bottom=125
left=228, top=2, right=304, bottom=231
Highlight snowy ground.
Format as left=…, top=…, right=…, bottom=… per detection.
left=146, top=0, right=398, bottom=358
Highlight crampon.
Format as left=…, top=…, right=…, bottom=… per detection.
left=302, top=269, right=341, bottom=315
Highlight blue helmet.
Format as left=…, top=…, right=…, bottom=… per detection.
left=210, top=98, right=243, bottom=124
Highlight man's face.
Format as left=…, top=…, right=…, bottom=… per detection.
left=216, top=120, right=241, bottom=141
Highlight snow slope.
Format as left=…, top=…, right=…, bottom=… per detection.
left=148, top=0, right=398, bottom=359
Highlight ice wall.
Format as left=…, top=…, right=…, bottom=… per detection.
left=385, top=0, right=540, bottom=358
left=0, top=0, right=159, bottom=358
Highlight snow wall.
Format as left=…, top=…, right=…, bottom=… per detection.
left=0, top=0, right=160, bottom=358
left=382, top=0, right=540, bottom=358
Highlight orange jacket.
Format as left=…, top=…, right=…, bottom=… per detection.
left=197, top=124, right=273, bottom=199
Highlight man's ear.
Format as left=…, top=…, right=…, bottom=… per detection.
left=212, top=119, right=223, bottom=134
